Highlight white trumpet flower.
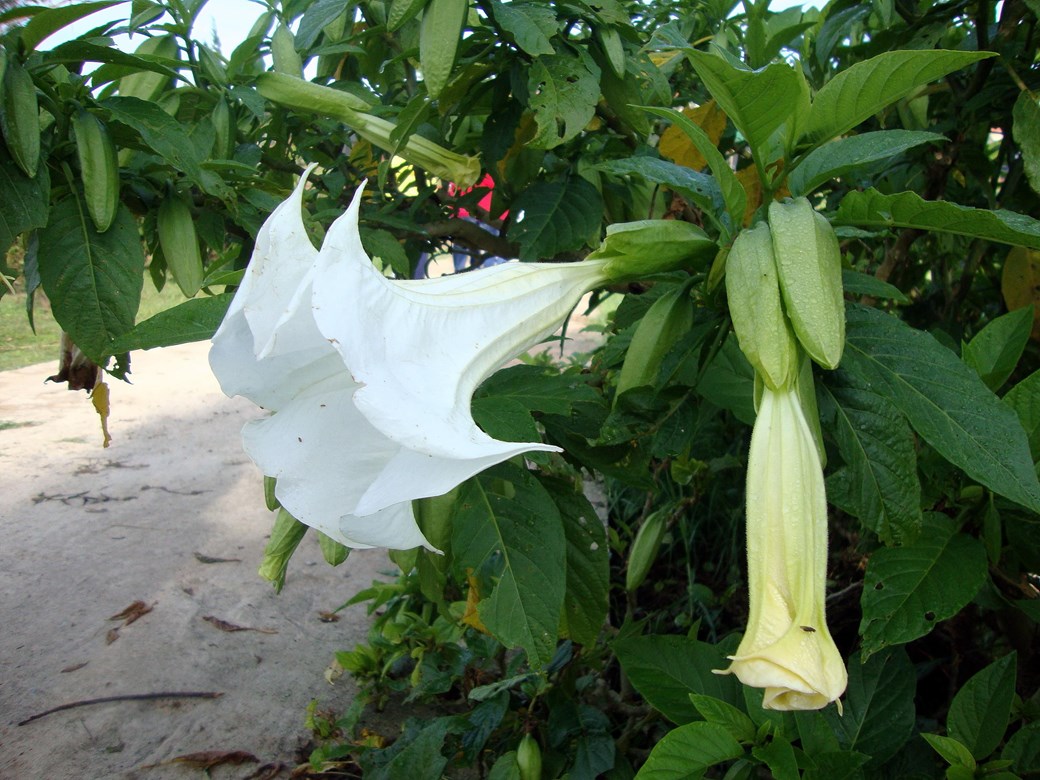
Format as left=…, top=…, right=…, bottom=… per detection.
left=716, top=383, right=847, bottom=711
left=210, top=167, right=609, bottom=550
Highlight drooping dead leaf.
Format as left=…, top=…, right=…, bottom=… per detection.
left=143, top=750, right=259, bottom=771
left=1001, top=246, right=1040, bottom=339
left=194, top=551, right=242, bottom=564
left=90, top=382, right=112, bottom=448
left=203, top=615, right=278, bottom=634
left=109, top=600, right=154, bottom=625
left=659, top=101, right=727, bottom=171
left=46, top=333, right=101, bottom=391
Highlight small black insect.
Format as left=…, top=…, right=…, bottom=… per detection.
left=800, top=625, right=816, bottom=633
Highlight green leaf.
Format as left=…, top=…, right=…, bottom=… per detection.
left=542, top=477, right=609, bottom=647
left=0, top=142, right=49, bottom=258
left=843, top=304, right=1040, bottom=513
left=37, top=198, right=144, bottom=362
left=859, top=513, right=988, bottom=656
left=596, top=157, right=724, bottom=222
left=696, top=334, right=756, bottom=425
left=820, top=373, right=923, bottom=545
left=1012, top=91, right=1040, bottom=197
left=840, top=269, right=909, bottom=303
left=822, top=648, right=916, bottom=763
left=752, top=736, right=799, bottom=780
left=106, top=294, right=232, bottom=354
left=526, top=53, right=601, bottom=149
left=685, top=49, right=802, bottom=155
left=451, top=464, right=566, bottom=667
left=318, top=532, right=349, bottom=566
left=43, top=40, right=180, bottom=79
left=962, top=307, right=1034, bottom=392
left=635, top=721, right=744, bottom=779
left=19, top=0, right=123, bottom=51
left=363, top=717, right=455, bottom=780
left=805, top=50, right=994, bottom=143
left=1003, top=368, right=1040, bottom=459
left=490, top=0, right=557, bottom=56
left=507, top=178, right=602, bottom=261
left=471, top=397, right=541, bottom=443
left=922, top=734, right=977, bottom=769
left=612, top=634, right=741, bottom=724
left=101, top=96, right=230, bottom=199
left=689, top=694, right=756, bottom=743
left=788, top=130, right=946, bottom=197
left=640, top=105, right=746, bottom=235
left=834, top=189, right=1040, bottom=250
left=360, top=227, right=409, bottom=278
left=296, top=0, right=350, bottom=48
left=948, top=653, right=1017, bottom=760
left=801, top=751, right=871, bottom=780
left=1002, top=721, right=1040, bottom=776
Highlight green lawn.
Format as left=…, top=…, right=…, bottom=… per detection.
left=0, top=283, right=186, bottom=372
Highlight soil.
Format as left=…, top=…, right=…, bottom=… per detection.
left=0, top=342, right=390, bottom=779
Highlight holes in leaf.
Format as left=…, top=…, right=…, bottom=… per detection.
left=924, top=610, right=936, bottom=621
left=874, top=582, right=885, bottom=590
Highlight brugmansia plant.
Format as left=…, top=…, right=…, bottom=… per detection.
left=2, top=0, right=1040, bottom=776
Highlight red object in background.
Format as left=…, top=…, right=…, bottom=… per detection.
left=451, top=174, right=509, bottom=221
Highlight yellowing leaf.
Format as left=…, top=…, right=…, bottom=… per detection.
left=461, top=571, right=490, bottom=634
left=659, top=101, right=726, bottom=171
left=1001, top=246, right=1040, bottom=340
left=90, top=381, right=112, bottom=448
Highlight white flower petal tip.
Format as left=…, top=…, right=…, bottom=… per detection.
left=720, top=383, right=848, bottom=711
left=210, top=173, right=608, bottom=550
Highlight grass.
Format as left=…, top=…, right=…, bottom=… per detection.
left=0, top=283, right=185, bottom=372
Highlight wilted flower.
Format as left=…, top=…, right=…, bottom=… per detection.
left=210, top=167, right=609, bottom=550
left=716, top=383, right=847, bottom=711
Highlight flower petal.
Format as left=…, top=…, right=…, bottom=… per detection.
left=311, top=185, right=607, bottom=459
left=241, top=372, right=433, bottom=550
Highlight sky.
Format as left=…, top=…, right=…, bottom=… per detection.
left=47, top=0, right=828, bottom=57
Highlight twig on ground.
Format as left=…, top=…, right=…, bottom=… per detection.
left=17, top=691, right=223, bottom=726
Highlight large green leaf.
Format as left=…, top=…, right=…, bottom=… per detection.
left=1003, top=368, right=1040, bottom=459
left=961, top=306, right=1034, bottom=392
left=634, top=721, right=744, bottom=779
left=947, top=652, right=1017, bottom=760
left=451, top=464, right=566, bottom=667
left=1002, top=721, right=1040, bottom=776
left=18, top=0, right=123, bottom=51
left=823, top=648, right=916, bottom=763
left=106, top=294, right=233, bottom=355
left=0, top=142, right=49, bottom=259
left=787, top=130, right=945, bottom=196
left=859, top=513, right=988, bottom=656
left=507, top=177, right=602, bottom=261
left=541, top=477, right=609, bottom=647
left=596, top=157, right=724, bottom=224
left=639, top=105, right=746, bottom=236
left=101, top=96, right=231, bottom=199
left=843, top=305, right=1040, bottom=513
left=1011, top=92, right=1040, bottom=196
left=820, top=373, right=922, bottom=545
left=834, top=189, right=1040, bottom=250
left=612, top=634, right=741, bottom=724
left=685, top=49, right=801, bottom=155
left=37, top=198, right=144, bottom=362
left=805, top=50, right=993, bottom=144
left=490, top=0, right=557, bottom=56
left=526, top=53, right=601, bottom=149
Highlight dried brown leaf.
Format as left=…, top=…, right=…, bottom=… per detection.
left=143, top=750, right=259, bottom=770
left=60, top=662, right=88, bottom=673
left=194, top=551, right=242, bottom=564
left=109, top=600, right=154, bottom=625
left=202, top=615, right=278, bottom=634
left=105, top=628, right=120, bottom=645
